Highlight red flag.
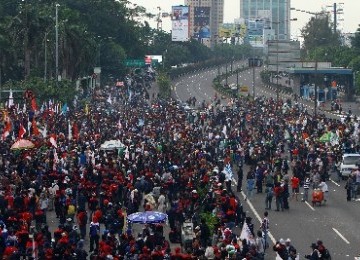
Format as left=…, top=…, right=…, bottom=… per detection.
left=49, top=134, right=57, bottom=148
left=31, top=98, right=38, bottom=112
left=18, top=123, right=26, bottom=139
left=32, top=120, right=40, bottom=136
left=2, top=119, right=12, bottom=140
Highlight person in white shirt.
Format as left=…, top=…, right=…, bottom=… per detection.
left=318, top=181, right=329, bottom=202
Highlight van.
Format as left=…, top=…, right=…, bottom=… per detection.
left=340, top=154, right=360, bottom=178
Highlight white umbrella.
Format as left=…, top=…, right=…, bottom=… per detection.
left=100, top=140, right=125, bottom=150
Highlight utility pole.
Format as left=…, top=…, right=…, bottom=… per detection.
left=236, top=70, right=239, bottom=87
left=314, top=60, right=318, bottom=117
left=55, top=3, right=59, bottom=88
left=0, top=66, right=2, bottom=103
left=225, top=63, right=228, bottom=86
left=252, top=63, right=255, bottom=98
left=276, top=32, right=280, bottom=102
left=333, top=3, right=337, bottom=34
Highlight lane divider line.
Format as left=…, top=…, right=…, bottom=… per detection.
left=329, top=178, right=341, bottom=187
left=332, top=228, right=350, bottom=244
left=240, top=191, right=276, bottom=244
left=305, top=201, right=315, bottom=211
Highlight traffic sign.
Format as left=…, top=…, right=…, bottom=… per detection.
left=125, top=59, right=159, bottom=67
left=240, top=85, right=249, bottom=92
left=124, top=59, right=145, bottom=67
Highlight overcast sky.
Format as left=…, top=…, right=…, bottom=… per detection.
left=132, top=0, right=359, bottom=39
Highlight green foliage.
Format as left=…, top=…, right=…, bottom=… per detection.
left=351, top=28, right=360, bottom=53
left=165, top=44, right=192, bottom=67
left=301, top=15, right=341, bottom=57
left=200, top=212, right=219, bottom=235
left=260, top=70, right=271, bottom=84
left=157, top=72, right=171, bottom=99
left=214, top=44, right=253, bottom=60
left=3, top=77, right=76, bottom=103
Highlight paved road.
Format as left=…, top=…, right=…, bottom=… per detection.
left=173, top=63, right=360, bottom=259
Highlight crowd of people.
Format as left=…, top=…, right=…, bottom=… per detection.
left=0, top=67, right=358, bottom=260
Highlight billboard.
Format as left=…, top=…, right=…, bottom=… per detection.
left=218, top=23, right=247, bottom=38
left=193, top=7, right=211, bottom=42
left=171, top=6, right=189, bottom=42
left=218, top=23, right=235, bottom=38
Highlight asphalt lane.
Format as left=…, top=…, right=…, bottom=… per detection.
left=173, top=63, right=360, bottom=259
left=173, top=62, right=246, bottom=104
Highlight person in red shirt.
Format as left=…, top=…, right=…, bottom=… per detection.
left=171, top=247, right=184, bottom=259
left=274, top=183, right=284, bottom=211
left=290, top=175, right=300, bottom=201
left=76, top=209, right=88, bottom=239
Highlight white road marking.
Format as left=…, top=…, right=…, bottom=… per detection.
left=305, top=201, right=315, bottom=211
left=329, top=178, right=341, bottom=187
left=332, top=228, right=350, bottom=244
left=240, top=191, right=276, bottom=244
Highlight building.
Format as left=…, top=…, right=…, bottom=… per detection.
left=240, top=0, right=291, bottom=41
left=266, top=40, right=301, bottom=71
left=185, top=0, right=224, bottom=47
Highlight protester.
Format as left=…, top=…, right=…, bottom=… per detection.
left=0, top=65, right=358, bottom=259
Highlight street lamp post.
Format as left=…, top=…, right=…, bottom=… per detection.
left=44, top=32, right=48, bottom=82
left=225, top=63, right=228, bottom=86
left=314, top=60, right=318, bottom=117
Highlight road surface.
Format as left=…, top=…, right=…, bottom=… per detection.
left=173, top=62, right=360, bottom=259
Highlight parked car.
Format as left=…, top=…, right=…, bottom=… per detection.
left=340, top=153, right=360, bottom=178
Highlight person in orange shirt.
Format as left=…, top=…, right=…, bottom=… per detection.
left=290, top=175, right=300, bottom=201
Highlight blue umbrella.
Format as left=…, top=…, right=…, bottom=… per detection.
left=127, top=211, right=168, bottom=224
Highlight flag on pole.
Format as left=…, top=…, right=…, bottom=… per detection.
left=107, top=94, right=112, bottom=104
left=61, top=103, right=68, bottom=115
left=32, top=120, right=40, bottom=136
left=68, top=120, right=72, bottom=140
left=224, top=163, right=233, bottom=181
left=18, top=124, right=26, bottom=139
left=49, top=134, right=57, bottom=148
left=31, top=98, right=38, bottom=112
left=40, top=125, right=47, bottom=138
left=222, top=125, right=228, bottom=138
left=84, top=103, right=89, bottom=115
left=240, top=222, right=255, bottom=244
left=8, top=89, right=14, bottom=108
left=53, top=148, right=59, bottom=171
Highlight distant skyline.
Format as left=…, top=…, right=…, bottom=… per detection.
left=132, top=0, right=359, bottom=40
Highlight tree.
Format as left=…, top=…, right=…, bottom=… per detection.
left=301, top=15, right=341, bottom=57
left=351, top=27, right=360, bottom=54
left=165, top=44, right=191, bottom=67
left=157, top=72, right=171, bottom=99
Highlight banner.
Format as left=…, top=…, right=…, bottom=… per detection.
left=171, top=6, right=189, bottom=42
left=193, top=7, right=211, bottom=42
left=240, top=222, right=254, bottom=243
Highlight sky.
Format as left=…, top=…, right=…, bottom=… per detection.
left=132, top=0, right=359, bottom=39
